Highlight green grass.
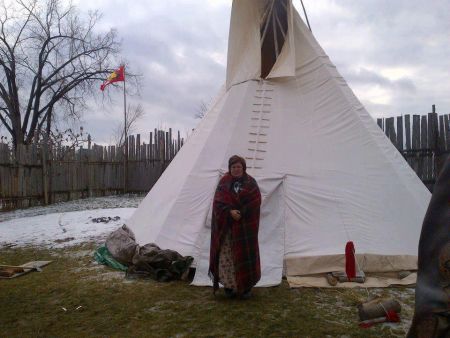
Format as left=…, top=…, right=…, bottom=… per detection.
left=0, top=244, right=413, bottom=337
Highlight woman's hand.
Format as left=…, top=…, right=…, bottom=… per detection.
left=230, top=209, right=241, bottom=221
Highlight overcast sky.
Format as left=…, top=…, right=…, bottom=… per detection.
left=70, top=0, right=450, bottom=144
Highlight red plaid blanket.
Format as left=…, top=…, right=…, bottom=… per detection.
left=209, top=173, right=261, bottom=294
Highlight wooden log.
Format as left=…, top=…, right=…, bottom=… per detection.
left=421, top=115, right=428, bottom=180
left=160, top=130, right=164, bottom=162
left=438, top=115, right=445, bottom=151
left=428, top=113, right=438, bottom=151
left=428, top=113, right=438, bottom=180
left=132, top=135, right=136, bottom=161
left=377, top=118, right=383, bottom=130
left=40, top=142, right=48, bottom=205
left=158, top=130, right=162, bottom=162
left=157, top=130, right=161, bottom=162
left=154, top=128, right=158, bottom=161
left=0, top=144, right=4, bottom=164
left=155, top=130, right=159, bottom=162
left=410, top=115, right=421, bottom=178
left=404, top=114, right=411, bottom=150
left=88, top=142, right=93, bottom=197
left=149, top=132, right=153, bottom=161
left=165, top=131, right=169, bottom=162
left=136, top=134, right=141, bottom=161
left=396, top=116, right=403, bottom=151
left=421, top=116, right=428, bottom=148
left=445, top=115, right=450, bottom=150
left=412, top=115, right=421, bottom=149
left=385, top=117, right=397, bottom=147
left=172, top=140, right=175, bottom=159
left=169, top=128, right=172, bottom=159
left=436, top=115, right=448, bottom=177
left=358, top=297, right=401, bottom=321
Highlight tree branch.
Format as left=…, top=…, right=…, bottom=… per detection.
left=0, top=109, right=13, bottom=135
left=0, top=0, right=125, bottom=147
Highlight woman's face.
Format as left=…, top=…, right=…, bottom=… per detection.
left=230, top=162, right=244, bottom=178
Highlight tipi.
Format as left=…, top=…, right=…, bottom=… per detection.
left=127, top=0, right=431, bottom=287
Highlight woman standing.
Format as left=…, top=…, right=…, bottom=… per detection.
left=209, top=155, right=262, bottom=299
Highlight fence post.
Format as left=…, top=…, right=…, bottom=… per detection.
left=405, top=115, right=411, bottom=150
left=377, top=118, right=383, bottom=130
left=396, top=116, right=403, bottom=151
left=420, top=115, right=428, bottom=181
left=41, top=138, right=49, bottom=205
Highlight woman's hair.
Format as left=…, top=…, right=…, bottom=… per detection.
left=228, top=155, right=246, bottom=172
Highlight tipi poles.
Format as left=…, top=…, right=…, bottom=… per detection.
left=260, top=1, right=275, bottom=44
left=299, top=0, right=312, bottom=31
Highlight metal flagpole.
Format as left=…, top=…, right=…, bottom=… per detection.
left=123, top=67, right=128, bottom=193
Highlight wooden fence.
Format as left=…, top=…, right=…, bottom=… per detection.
left=0, top=128, right=184, bottom=210
left=1, top=110, right=449, bottom=211
left=376, top=106, right=450, bottom=191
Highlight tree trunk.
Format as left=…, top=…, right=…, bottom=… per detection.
left=11, top=113, right=25, bottom=150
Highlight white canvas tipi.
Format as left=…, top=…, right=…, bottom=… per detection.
left=127, top=0, right=431, bottom=287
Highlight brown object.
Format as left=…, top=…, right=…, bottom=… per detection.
left=0, top=264, right=37, bottom=270
left=358, top=297, right=401, bottom=321
left=332, top=271, right=366, bottom=283
left=326, top=273, right=338, bottom=286
left=0, top=261, right=52, bottom=279
left=0, top=267, right=25, bottom=277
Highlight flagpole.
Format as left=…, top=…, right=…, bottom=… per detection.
left=123, top=67, right=128, bottom=194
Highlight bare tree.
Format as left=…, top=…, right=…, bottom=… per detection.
left=113, top=103, right=146, bottom=147
left=195, top=100, right=210, bottom=119
left=0, top=0, right=122, bottom=149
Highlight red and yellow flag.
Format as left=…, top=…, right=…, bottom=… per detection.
left=100, top=66, right=125, bottom=91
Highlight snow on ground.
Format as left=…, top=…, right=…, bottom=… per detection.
left=0, top=195, right=143, bottom=222
left=0, top=196, right=143, bottom=248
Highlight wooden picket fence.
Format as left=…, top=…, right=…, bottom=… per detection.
left=1, top=110, right=449, bottom=211
left=0, top=129, right=184, bottom=210
left=376, top=106, right=450, bottom=191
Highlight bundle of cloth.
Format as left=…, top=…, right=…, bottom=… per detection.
left=105, top=224, right=193, bottom=282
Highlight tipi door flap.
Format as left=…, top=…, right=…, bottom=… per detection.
left=256, top=176, right=285, bottom=286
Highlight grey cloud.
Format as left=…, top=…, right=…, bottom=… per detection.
left=77, top=0, right=230, bottom=142
left=336, top=0, right=450, bottom=66
left=308, top=0, right=450, bottom=117
left=66, top=0, right=450, bottom=143
left=345, top=67, right=416, bottom=93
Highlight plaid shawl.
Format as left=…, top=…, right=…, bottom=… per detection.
left=209, top=173, right=261, bottom=294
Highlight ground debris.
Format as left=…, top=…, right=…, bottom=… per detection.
left=54, top=237, right=75, bottom=243
left=91, top=216, right=120, bottom=223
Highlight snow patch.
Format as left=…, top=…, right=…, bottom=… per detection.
left=0, top=208, right=136, bottom=248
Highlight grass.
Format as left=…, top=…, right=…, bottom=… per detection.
left=0, top=243, right=414, bottom=337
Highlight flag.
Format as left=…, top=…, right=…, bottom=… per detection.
left=100, top=66, right=125, bottom=91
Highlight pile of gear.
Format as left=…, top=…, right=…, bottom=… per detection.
left=95, top=224, right=193, bottom=282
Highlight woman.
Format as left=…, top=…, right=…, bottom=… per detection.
left=209, top=155, right=262, bottom=299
